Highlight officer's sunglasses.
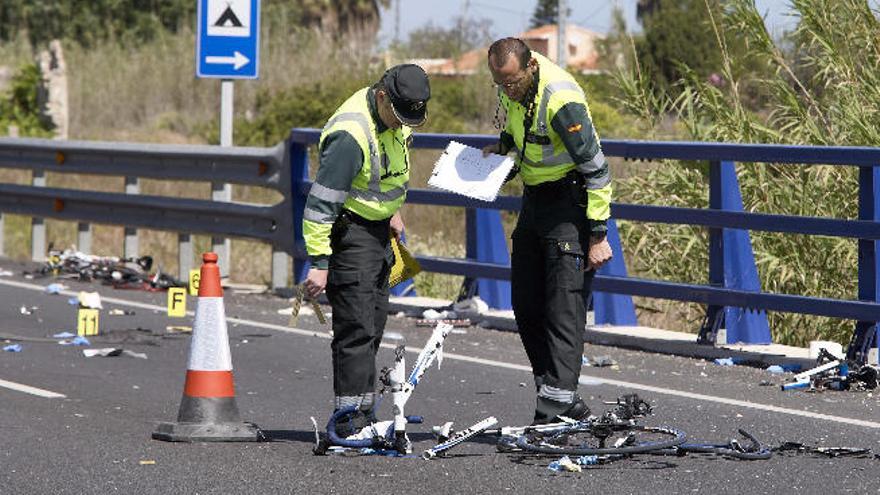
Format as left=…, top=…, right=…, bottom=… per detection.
left=493, top=72, right=528, bottom=90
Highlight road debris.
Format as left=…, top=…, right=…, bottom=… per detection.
left=45, top=283, right=67, bottom=294
left=77, top=291, right=103, bottom=309
left=165, top=325, right=192, bottom=333
left=108, top=309, right=135, bottom=316
left=19, top=305, right=38, bottom=315
left=416, top=318, right=470, bottom=327
left=59, top=336, right=91, bottom=346
left=53, top=332, right=75, bottom=339
left=2, top=344, right=22, bottom=352
left=83, top=348, right=148, bottom=359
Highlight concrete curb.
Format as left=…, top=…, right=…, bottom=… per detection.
left=389, top=296, right=819, bottom=370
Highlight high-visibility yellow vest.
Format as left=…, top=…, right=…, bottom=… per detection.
left=303, top=88, right=413, bottom=259
left=500, top=52, right=605, bottom=187
left=319, top=87, right=411, bottom=221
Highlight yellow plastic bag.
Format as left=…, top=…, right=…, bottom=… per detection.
left=389, top=237, right=421, bottom=288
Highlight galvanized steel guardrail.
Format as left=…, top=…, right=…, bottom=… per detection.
left=0, top=137, right=293, bottom=288
left=1, top=130, right=878, bottom=363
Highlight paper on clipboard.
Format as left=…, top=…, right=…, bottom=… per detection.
left=427, top=141, right=515, bottom=202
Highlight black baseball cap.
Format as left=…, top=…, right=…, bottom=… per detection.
left=382, top=64, right=431, bottom=127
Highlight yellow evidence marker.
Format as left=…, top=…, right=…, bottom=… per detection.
left=167, top=287, right=187, bottom=317
left=77, top=308, right=100, bottom=336
left=188, top=269, right=201, bottom=296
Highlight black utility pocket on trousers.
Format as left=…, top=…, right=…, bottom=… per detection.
left=328, top=269, right=360, bottom=288
left=555, top=240, right=585, bottom=289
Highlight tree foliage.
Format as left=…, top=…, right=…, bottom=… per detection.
left=394, top=16, right=494, bottom=59
left=0, top=63, right=54, bottom=137
left=530, top=0, right=559, bottom=28
left=635, top=0, right=725, bottom=91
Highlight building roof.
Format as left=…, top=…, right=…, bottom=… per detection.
left=413, top=24, right=604, bottom=76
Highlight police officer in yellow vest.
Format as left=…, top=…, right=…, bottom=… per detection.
left=302, top=65, right=430, bottom=436
left=483, top=38, right=613, bottom=424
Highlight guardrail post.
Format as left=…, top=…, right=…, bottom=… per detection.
left=291, top=141, right=310, bottom=284
left=0, top=211, right=4, bottom=256
left=178, top=234, right=192, bottom=282
left=700, top=160, right=770, bottom=345
left=77, top=222, right=91, bottom=254
left=123, top=177, right=138, bottom=259
left=593, top=219, right=637, bottom=325
left=31, top=169, right=46, bottom=261
left=849, top=165, right=880, bottom=364
left=458, top=207, right=511, bottom=309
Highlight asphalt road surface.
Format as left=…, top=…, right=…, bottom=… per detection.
left=0, top=258, right=878, bottom=494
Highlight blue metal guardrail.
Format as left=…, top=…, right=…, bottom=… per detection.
left=289, top=128, right=880, bottom=363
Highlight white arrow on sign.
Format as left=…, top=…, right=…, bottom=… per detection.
left=205, top=51, right=250, bottom=70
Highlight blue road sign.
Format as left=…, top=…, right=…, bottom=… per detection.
left=196, top=0, right=260, bottom=79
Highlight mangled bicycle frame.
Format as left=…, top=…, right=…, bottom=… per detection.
left=313, top=322, right=455, bottom=455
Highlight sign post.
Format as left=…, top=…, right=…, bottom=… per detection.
left=196, top=0, right=260, bottom=276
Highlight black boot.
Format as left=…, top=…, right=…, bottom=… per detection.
left=533, top=395, right=591, bottom=425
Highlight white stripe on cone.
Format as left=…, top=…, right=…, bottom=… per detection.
left=187, top=297, right=233, bottom=371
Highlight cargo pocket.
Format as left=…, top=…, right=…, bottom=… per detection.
left=553, top=240, right=585, bottom=290
left=327, top=269, right=363, bottom=323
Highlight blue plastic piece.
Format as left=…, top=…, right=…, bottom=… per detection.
left=594, top=219, right=638, bottom=326
left=714, top=357, right=734, bottom=366
left=3, top=344, right=22, bottom=352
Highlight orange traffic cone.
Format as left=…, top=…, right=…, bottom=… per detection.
left=152, top=253, right=260, bottom=442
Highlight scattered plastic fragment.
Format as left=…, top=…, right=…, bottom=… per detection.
left=53, top=332, right=75, bottom=338
left=81, top=348, right=147, bottom=359
left=45, top=283, right=66, bottom=294
left=576, top=455, right=599, bottom=466
left=165, top=325, right=192, bottom=333
left=77, top=291, right=103, bottom=309
left=548, top=455, right=582, bottom=472
left=67, top=297, right=79, bottom=306
left=384, top=331, right=404, bottom=341
left=19, top=305, right=37, bottom=315
left=0, top=269, right=12, bottom=277
left=766, top=365, right=784, bottom=374
left=84, top=348, right=123, bottom=357
left=591, top=355, right=617, bottom=367
left=139, top=460, right=156, bottom=465
left=108, top=309, right=135, bottom=316
left=452, top=296, right=488, bottom=314
left=59, top=336, right=91, bottom=346
left=422, top=309, right=457, bottom=320
left=3, top=344, right=22, bottom=352
left=714, top=358, right=735, bottom=366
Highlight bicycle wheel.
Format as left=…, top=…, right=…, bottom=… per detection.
left=516, top=424, right=685, bottom=456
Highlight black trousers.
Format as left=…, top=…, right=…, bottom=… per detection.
left=326, top=211, right=393, bottom=397
left=511, top=176, right=595, bottom=397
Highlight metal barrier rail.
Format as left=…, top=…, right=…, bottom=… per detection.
left=290, top=128, right=880, bottom=362
left=0, top=137, right=293, bottom=288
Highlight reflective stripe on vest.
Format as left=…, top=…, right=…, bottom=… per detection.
left=320, top=88, right=409, bottom=217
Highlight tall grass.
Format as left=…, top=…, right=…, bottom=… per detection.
left=613, top=0, right=878, bottom=346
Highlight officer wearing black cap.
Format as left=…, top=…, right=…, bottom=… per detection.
left=302, top=64, right=430, bottom=440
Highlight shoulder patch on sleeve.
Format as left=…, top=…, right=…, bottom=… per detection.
left=567, top=123, right=583, bottom=133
